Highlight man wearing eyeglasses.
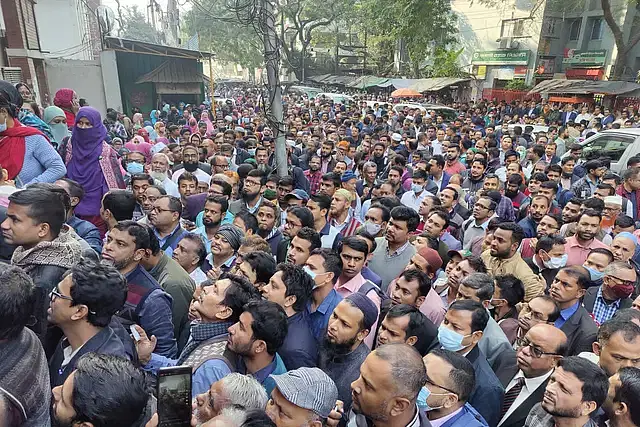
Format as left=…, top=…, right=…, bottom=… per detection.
left=48, top=258, right=129, bottom=387
left=498, top=324, right=567, bottom=427
left=149, top=195, right=189, bottom=258
left=583, top=261, right=636, bottom=325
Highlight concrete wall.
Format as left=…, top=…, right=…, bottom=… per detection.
left=35, top=0, right=94, bottom=60
left=45, top=58, right=107, bottom=115
left=100, top=50, right=123, bottom=112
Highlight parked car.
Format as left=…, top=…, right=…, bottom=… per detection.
left=317, top=93, right=354, bottom=104
left=561, top=128, right=640, bottom=174
left=508, top=124, right=550, bottom=135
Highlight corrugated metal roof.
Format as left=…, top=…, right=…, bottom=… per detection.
left=528, top=79, right=640, bottom=95
left=135, top=60, right=208, bottom=84
left=409, top=77, right=471, bottom=92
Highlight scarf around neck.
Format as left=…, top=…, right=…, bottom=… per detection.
left=11, top=226, right=81, bottom=272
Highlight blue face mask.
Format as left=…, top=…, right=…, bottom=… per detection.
left=417, top=387, right=449, bottom=411
left=248, top=148, right=256, bottom=156
left=0, top=119, right=6, bottom=133
left=127, top=162, right=144, bottom=174
left=437, top=324, right=472, bottom=352
left=585, top=266, right=605, bottom=281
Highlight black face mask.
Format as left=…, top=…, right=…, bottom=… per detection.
left=183, top=162, right=198, bottom=172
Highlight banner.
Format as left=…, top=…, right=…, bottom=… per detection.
left=562, top=50, right=606, bottom=68
left=471, top=50, right=530, bottom=65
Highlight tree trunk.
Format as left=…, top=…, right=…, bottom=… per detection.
left=600, top=0, right=640, bottom=80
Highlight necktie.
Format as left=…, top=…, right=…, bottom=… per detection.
left=500, top=377, right=526, bottom=419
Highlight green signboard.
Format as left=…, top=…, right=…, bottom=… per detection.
left=562, top=50, right=607, bottom=68
left=471, top=50, right=530, bottom=65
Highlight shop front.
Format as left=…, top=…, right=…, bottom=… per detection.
left=562, top=49, right=606, bottom=81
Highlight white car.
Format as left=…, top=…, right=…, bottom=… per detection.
left=561, top=128, right=640, bottom=174
left=317, top=93, right=354, bottom=104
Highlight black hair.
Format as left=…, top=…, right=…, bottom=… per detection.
left=69, top=258, right=127, bottom=327
left=385, top=304, right=436, bottom=356
left=243, top=300, right=288, bottom=355
left=535, top=234, right=567, bottom=253
left=507, top=174, right=523, bottom=186
left=496, top=222, right=525, bottom=245
left=443, top=186, right=459, bottom=200
left=235, top=211, right=259, bottom=234
left=584, top=159, right=603, bottom=175
left=242, top=251, right=277, bottom=285
left=241, top=409, right=278, bottom=427
left=556, top=356, right=608, bottom=407
left=177, top=171, right=198, bottom=187
left=322, top=172, right=342, bottom=189
left=220, top=273, right=263, bottom=323
left=560, top=265, right=592, bottom=290
left=390, top=205, right=421, bottom=232
left=103, top=190, right=136, bottom=222
left=412, top=169, right=428, bottom=180
left=113, top=220, right=151, bottom=251
left=531, top=144, right=545, bottom=159
left=431, top=154, right=445, bottom=168
left=448, top=299, right=489, bottom=332
left=531, top=295, right=561, bottom=323
left=0, top=265, right=34, bottom=340
left=589, top=247, right=615, bottom=264
left=530, top=172, right=549, bottom=183
left=205, top=195, right=229, bottom=213
left=8, top=186, right=66, bottom=238
left=339, top=235, right=370, bottom=257
left=494, top=274, right=525, bottom=307
left=57, top=178, right=85, bottom=201
left=276, top=263, right=315, bottom=312
left=580, top=208, right=603, bottom=222
left=288, top=207, right=314, bottom=229
left=295, top=227, right=322, bottom=253
left=375, top=196, right=403, bottom=211
left=561, top=155, right=578, bottom=166
left=157, top=195, right=183, bottom=217
left=131, top=173, right=153, bottom=185
left=147, top=184, right=166, bottom=196
left=540, top=180, right=558, bottom=195
left=430, top=349, right=476, bottom=402
left=310, top=193, right=332, bottom=212
left=211, top=179, right=233, bottom=197
left=278, top=175, right=294, bottom=188
left=247, top=169, right=268, bottom=186
left=615, top=215, right=635, bottom=229
left=369, top=203, right=391, bottom=223
left=181, top=233, right=207, bottom=267
left=71, top=353, right=149, bottom=427
left=309, top=248, right=342, bottom=285
left=464, top=255, right=488, bottom=274
left=615, top=367, right=640, bottom=426
left=400, top=269, right=431, bottom=297
left=598, top=316, right=640, bottom=345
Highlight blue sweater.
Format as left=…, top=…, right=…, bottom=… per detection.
left=17, top=135, right=66, bottom=185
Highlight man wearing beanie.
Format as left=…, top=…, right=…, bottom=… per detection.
left=204, top=223, right=244, bottom=273
left=267, top=367, right=339, bottom=426
left=318, top=293, right=377, bottom=416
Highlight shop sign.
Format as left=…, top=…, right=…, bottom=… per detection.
left=471, top=50, right=530, bottom=65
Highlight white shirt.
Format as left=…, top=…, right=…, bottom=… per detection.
left=189, top=267, right=208, bottom=284
left=498, top=369, right=553, bottom=426
left=171, top=168, right=211, bottom=184
left=160, top=176, right=180, bottom=198
left=400, top=189, right=431, bottom=213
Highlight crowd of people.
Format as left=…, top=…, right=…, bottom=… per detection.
left=2, top=78, right=640, bottom=427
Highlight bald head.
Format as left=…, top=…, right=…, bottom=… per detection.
left=374, top=343, right=427, bottom=399
left=517, top=323, right=567, bottom=378
left=530, top=323, right=567, bottom=353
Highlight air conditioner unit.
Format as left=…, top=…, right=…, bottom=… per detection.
left=1, top=67, right=22, bottom=84
left=499, top=37, right=511, bottom=49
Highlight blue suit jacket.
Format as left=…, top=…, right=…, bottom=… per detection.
left=467, top=346, right=505, bottom=427
left=440, top=403, right=489, bottom=427
left=517, top=216, right=538, bottom=238
left=561, top=111, right=578, bottom=124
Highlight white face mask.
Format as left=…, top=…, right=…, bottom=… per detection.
left=363, top=221, right=381, bottom=236
left=543, top=253, right=568, bottom=269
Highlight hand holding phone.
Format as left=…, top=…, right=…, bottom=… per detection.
left=157, top=366, right=192, bottom=427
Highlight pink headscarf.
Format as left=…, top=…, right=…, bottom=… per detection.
left=125, top=135, right=152, bottom=162
left=188, top=117, right=198, bottom=134
left=200, top=111, right=214, bottom=135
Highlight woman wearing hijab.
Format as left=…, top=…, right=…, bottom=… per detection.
left=125, top=135, right=152, bottom=163
left=0, top=80, right=66, bottom=186
left=44, top=106, right=71, bottom=146
left=200, top=110, right=214, bottom=135
left=18, top=101, right=54, bottom=142
left=154, top=120, right=166, bottom=139
left=60, top=107, right=125, bottom=234
left=53, top=88, right=79, bottom=128
left=144, top=125, right=157, bottom=142
left=150, top=109, right=159, bottom=125
left=132, top=112, right=144, bottom=130
left=188, top=116, right=198, bottom=134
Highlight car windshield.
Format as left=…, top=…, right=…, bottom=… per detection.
left=581, top=134, right=635, bottom=162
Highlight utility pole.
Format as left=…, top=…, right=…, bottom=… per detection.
left=261, top=0, right=288, bottom=177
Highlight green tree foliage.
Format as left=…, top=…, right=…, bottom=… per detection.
left=182, top=1, right=263, bottom=70
left=355, top=0, right=458, bottom=77
left=120, top=6, right=163, bottom=44
left=422, top=48, right=471, bottom=78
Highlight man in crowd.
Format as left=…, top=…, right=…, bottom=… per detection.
left=583, top=261, right=636, bottom=325
left=55, top=178, right=102, bottom=253
left=590, top=315, right=640, bottom=377
left=421, top=349, right=489, bottom=427
left=329, top=189, right=361, bottom=238
left=548, top=265, right=599, bottom=356
left=135, top=274, right=261, bottom=396
left=3, top=186, right=83, bottom=342
left=149, top=152, right=180, bottom=197
left=102, top=220, right=176, bottom=357
left=206, top=224, right=244, bottom=274
left=130, top=173, right=153, bottom=221
left=565, top=210, right=609, bottom=266
left=149, top=195, right=189, bottom=257
left=524, top=235, right=567, bottom=290
left=517, top=195, right=551, bottom=239
left=602, top=367, right=640, bottom=427
left=100, top=189, right=137, bottom=231
left=304, top=248, right=344, bottom=341
left=172, top=233, right=208, bottom=284
left=439, top=299, right=505, bottom=427
left=196, top=195, right=228, bottom=253
left=261, top=263, right=317, bottom=369
left=524, top=356, right=608, bottom=427
left=229, top=169, right=266, bottom=215
left=376, top=304, right=438, bottom=356
left=48, top=258, right=129, bottom=387
left=481, top=222, right=545, bottom=302
left=369, top=206, right=420, bottom=291
left=319, top=294, right=377, bottom=415
left=257, top=201, right=283, bottom=255
left=498, top=324, right=567, bottom=427
left=140, top=229, right=196, bottom=351
left=461, top=196, right=496, bottom=250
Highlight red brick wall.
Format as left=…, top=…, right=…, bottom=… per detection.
left=2, top=0, right=25, bottom=49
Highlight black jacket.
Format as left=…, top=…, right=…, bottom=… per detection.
left=583, top=286, right=632, bottom=317
left=560, top=304, right=598, bottom=356
left=498, top=370, right=551, bottom=427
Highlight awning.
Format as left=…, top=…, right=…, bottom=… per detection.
left=409, top=77, right=471, bottom=92
left=529, top=79, right=640, bottom=95
left=136, top=59, right=208, bottom=84
left=104, top=36, right=213, bottom=60
left=347, top=76, right=390, bottom=89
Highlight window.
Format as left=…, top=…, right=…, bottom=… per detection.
left=590, top=18, right=603, bottom=40
left=569, top=19, right=581, bottom=41
left=580, top=134, right=635, bottom=163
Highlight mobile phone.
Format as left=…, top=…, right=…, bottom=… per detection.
left=130, top=325, right=141, bottom=342
left=157, top=366, right=192, bottom=427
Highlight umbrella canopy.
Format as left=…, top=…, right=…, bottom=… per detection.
left=391, top=88, right=422, bottom=98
